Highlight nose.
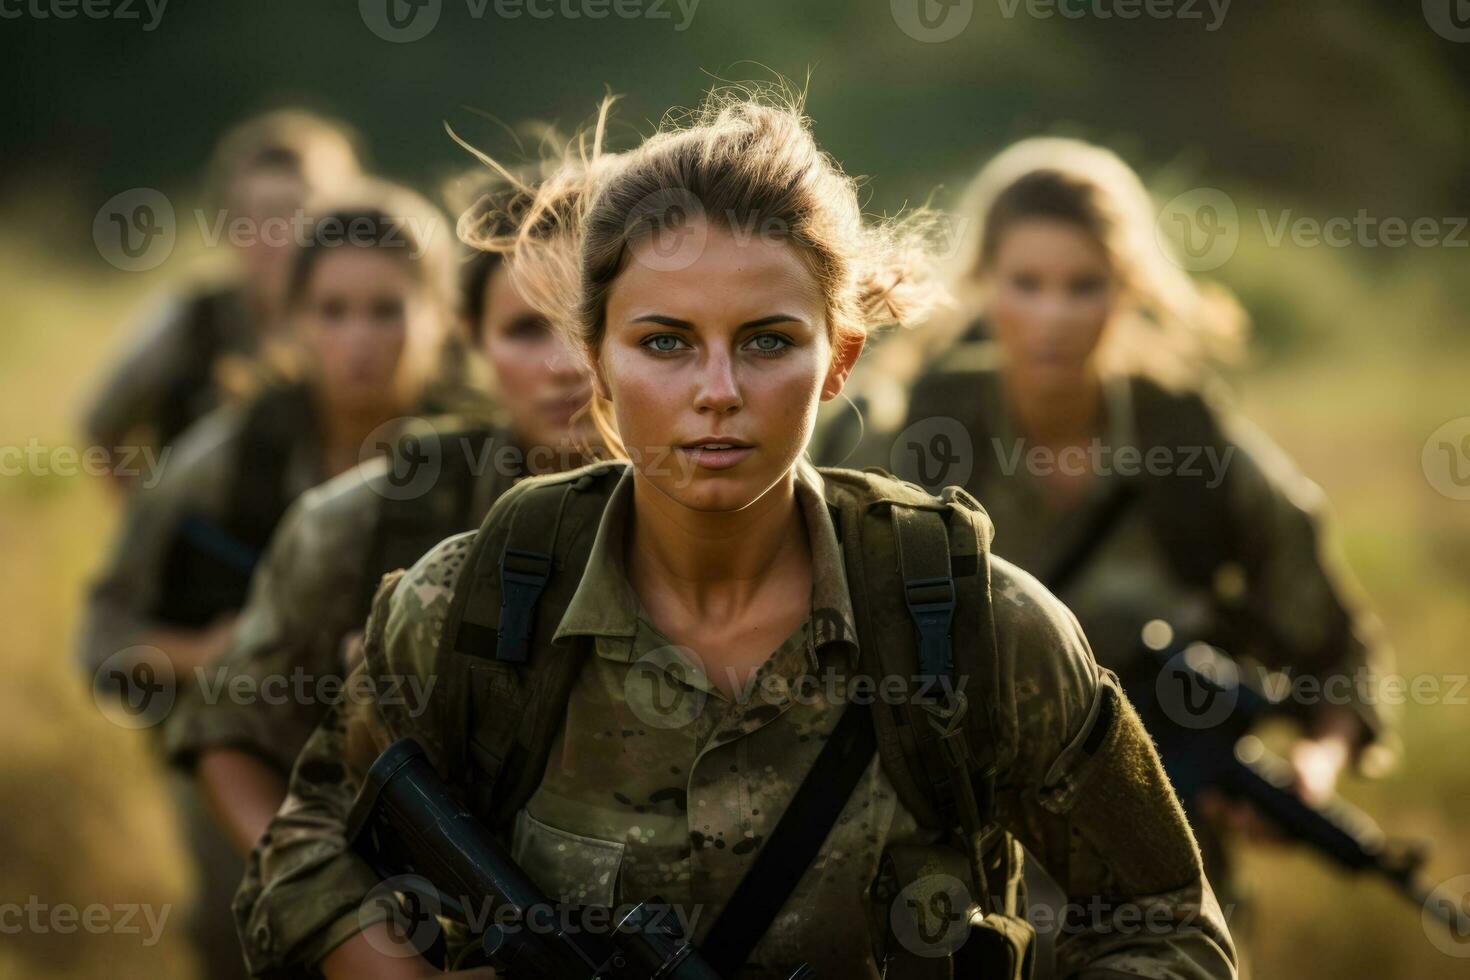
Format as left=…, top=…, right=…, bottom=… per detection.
left=544, top=339, right=586, bottom=380
left=692, top=347, right=742, bottom=415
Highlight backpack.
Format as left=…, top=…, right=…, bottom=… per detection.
left=890, top=358, right=1351, bottom=666
left=428, top=460, right=1036, bottom=978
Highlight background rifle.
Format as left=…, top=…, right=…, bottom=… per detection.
left=1118, top=617, right=1464, bottom=935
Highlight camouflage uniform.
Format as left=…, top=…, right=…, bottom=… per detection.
left=81, top=283, right=260, bottom=455
left=163, top=422, right=525, bottom=777
left=827, top=340, right=1395, bottom=966
left=235, top=462, right=1236, bottom=979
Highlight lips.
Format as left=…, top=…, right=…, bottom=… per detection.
left=678, top=437, right=754, bottom=470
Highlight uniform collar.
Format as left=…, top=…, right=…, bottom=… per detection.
left=552, top=459, right=860, bottom=670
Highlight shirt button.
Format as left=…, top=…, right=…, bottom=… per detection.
left=252, top=922, right=272, bottom=954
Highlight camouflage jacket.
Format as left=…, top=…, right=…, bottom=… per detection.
left=235, top=462, right=1236, bottom=979
left=77, top=395, right=326, bottom=684
left=163, top=421, right=525, bottom=775
left=825, top=342, right=1397, bottom=772
left=80, top=282, right=259, bottom=452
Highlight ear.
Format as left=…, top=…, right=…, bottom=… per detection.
left=819, top=330, right=865, bottom=402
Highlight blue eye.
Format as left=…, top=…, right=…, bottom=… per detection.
left=642, top=334, right=688, bottom=353
left=744, top=333, right=791, bottom=355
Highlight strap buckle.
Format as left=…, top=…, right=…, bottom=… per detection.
left=904, top=574, right=956, bottom=679
left=496, top=547, right=552, bottom=664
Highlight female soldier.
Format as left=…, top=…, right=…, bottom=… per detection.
left=79, top=177, right=460, bottom=980
left=235, top=93, right=1236, bottom=980
left=828, top=137, right=1396, bottom=967
left=163, top=176, right=604, bottom=858
left=81, top=108, right=361, bottom=485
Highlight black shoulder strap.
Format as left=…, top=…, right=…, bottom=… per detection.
left=156, top=287, right=235, bottom=447
left=433, top=464, right=623, bottom=823
left=699, top=696, right=878, bottom=976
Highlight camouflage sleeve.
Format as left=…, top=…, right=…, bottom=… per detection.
left=988, top=556, right=1237, bottom=980
left=163, top=461, right=391, bottom=774
left=76, top=405, right=241, bottom=678
left=80, top=291, right=194, bottom=448
left=1218, top=408, right=1398, bottom=770
left=233, top=530, right=475, bottom=976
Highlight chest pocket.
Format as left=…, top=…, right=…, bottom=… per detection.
left=510, top=809, right=625, bottom=907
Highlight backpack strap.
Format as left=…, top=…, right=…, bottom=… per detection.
left=354, top=426, right=506, bottom=626
left=820, top=469, right=1005, bottom=910
left=433, top=463, right=626, bottom=827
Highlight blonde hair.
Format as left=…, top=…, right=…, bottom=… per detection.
left=466, top=84, right=950, bottom=457
left=206, top=108, right=362, bottom=208
left=906, top=136, right=1247, bottom=388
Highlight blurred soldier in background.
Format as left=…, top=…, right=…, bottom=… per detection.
left=79, top=109, right=362, bottom=491
left=78, top=177, right=472, bottom=979
left=820, top=137, right=1398, bottom=975
left=162, top=172, right=604, bottom=861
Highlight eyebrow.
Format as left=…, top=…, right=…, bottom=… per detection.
left=631, top=313, right=804, bottom=330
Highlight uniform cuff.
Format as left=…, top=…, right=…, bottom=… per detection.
left=237, top=851, right=384, bottom=976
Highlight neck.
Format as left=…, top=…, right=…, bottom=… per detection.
left=626, top=468, right=809, bottom=617
left=314, top=386, right=417, bottom=477
left=1004, top=366, right=1105, bottom=448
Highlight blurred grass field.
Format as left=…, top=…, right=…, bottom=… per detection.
left=0, top=186, right=1466, bottom=978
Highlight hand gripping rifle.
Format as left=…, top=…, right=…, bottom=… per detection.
left=347, top=737, right=816, bottom=978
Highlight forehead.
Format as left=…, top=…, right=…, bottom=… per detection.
left=993, top=217, right=1109, bottom=268
left=607, top=222, right=825, bottom=323
left=307, top=246, right=412, bottom=291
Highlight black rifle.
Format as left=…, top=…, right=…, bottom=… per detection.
left=1118, top=618, right=1464, bottom=935
left=347, top=738, right=814, bottom=979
